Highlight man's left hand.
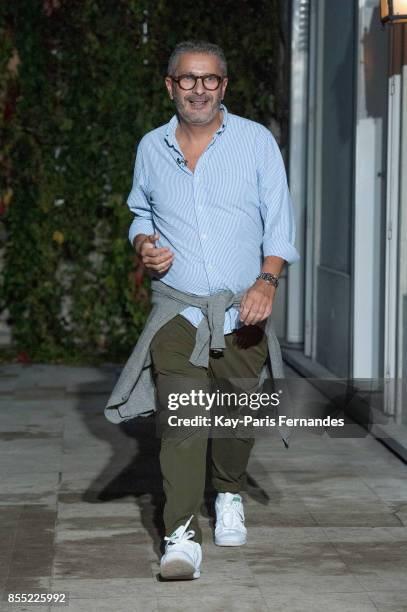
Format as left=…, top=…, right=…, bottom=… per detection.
left=239, top=279, right=276, bottom=326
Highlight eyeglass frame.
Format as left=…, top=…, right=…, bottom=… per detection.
left=169, top=73, right=226, bottom=91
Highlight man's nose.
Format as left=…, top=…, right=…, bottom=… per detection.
left=193, top=77, right=206, bottom=95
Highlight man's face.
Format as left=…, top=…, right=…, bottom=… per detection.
left=165, top=53, right=228, bottom=126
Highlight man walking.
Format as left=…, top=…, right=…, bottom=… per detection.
left=127, top=40, right=299, bottom=580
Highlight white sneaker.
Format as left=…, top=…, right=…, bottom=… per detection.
left=160, top=515, right=202, bottom=580
left=215, top=492, right=247, bottom=546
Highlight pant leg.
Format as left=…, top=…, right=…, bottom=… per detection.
left=209, top=324, right=268, bottom=494
left=150, top=314, right=210, bottom=545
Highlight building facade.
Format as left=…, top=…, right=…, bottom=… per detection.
left=284, top=0, right=407, bottom=457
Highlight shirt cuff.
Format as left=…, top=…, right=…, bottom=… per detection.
left=262, top=239, right=301, bottom=265
left=128, top=218, right=155, bottom=247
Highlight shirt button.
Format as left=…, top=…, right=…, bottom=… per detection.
left=202, top=234, right=207, bottom=240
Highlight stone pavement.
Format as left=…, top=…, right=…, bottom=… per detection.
left=0, top=363, right=406, bottom=612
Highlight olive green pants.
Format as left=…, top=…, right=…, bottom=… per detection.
left=150, top=314, right=268, bottom=544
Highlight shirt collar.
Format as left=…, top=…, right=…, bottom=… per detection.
left=165, top=102, right=228, bottom=148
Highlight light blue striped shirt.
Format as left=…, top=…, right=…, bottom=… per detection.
left=128, top=103, right=300, bottom=333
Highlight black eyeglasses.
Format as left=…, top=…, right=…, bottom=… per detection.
left=170, top=73, right=225, bottom=91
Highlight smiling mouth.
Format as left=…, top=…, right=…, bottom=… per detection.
left=188, top=99, right=209, bottom=108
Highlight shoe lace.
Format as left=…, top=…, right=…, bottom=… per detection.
left=232, top=500, right=244, bottom=522
left=164, top=514, right=196, bottom=546
left=221, top=496, right=245, bottom=525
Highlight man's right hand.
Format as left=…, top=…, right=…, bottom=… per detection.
left=135, top=233, right=174, bottom=275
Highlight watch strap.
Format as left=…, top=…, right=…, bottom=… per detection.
left=256, top=272, right=279, bottom=288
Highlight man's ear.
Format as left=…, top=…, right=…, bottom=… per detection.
left=164, top=76, right=174, bottom=100
left=221, top=77, right=229, bottom=99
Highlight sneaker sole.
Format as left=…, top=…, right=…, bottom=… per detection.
left=160, top=554, right=200, bottom=580
left=215, top=535, right=247, bottom=546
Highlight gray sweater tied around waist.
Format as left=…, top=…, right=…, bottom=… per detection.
left=104, top=279, right=293, bottom=448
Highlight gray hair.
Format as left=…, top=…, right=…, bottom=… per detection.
left=167, top=40, right=228, bottom=77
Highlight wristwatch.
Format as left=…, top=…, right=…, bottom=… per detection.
left=256, top=272, right=279, bottom=288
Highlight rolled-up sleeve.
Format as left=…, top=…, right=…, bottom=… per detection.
left=257, top=127, right=300, bottom=265
left=127, top=140, right=154, bottom=247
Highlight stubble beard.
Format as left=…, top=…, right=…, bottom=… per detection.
left=173, top=90, right=223, bottom=126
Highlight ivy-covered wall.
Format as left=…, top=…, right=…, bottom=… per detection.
left=0, top=0, right=288, bottom=364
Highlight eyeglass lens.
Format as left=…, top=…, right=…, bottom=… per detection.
left=176, top=75, right=221, bottom=90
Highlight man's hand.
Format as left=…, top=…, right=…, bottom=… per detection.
left=239, top=279, right=276, bottom=326
left=137, top=233, right=174, bottom=275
